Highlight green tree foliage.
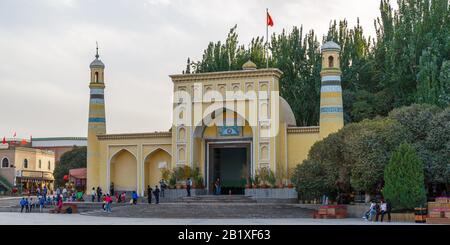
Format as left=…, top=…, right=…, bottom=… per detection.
left=343, top=119, right=409, bottom=193
left=53, top=146, right=87, bottom=187
left=388, top=104, right=449, bottom=192
left=292, top=117, right=409, bottom=200
left=292, top=159, right=330, bottom=201
left=185, top=0, right=450, bottom=125
left=383, top=143, right=427, bottom=210
left=293, top=104, right=449, bottom=201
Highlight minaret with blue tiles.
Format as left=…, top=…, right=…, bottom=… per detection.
left=87, top=44, right=106, bottom=191
left=319, top=41, right=344, bottom=139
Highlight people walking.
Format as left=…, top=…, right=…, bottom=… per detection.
left=110, top=182, right=115, bottom=196
left=91, top=187, right=96, bottom=202
left=96, top=186, right=102, bottom=202
left=56, top=195, right=63, bottom=213
left=186, top=178, right=192, bottom=197
left=121, top=192, right=126, bottom=203
left=147, top=185, right=153, bottom=204
left=28, top=197, right=34, bottom=213
left=105, top=194, right=112, bottom=213
left=39, top=196, right=45, bottom=213
left=43, top=185, right=48, bottom=200
left=132, top=191, right=138, bottom=205
left=153, top=185, right=160, bottom=204
left=20, top=197, right=27, bottom=213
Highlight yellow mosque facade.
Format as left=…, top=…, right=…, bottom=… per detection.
left=86, top=41, right=344, bottom=196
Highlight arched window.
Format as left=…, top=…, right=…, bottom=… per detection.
left=328, top=56, right=334, bottom=68
left=1, top=158, right=9, bottom=168
left=95, top=72, right=99, bottom=83
left=48, top=161, right=51, bottom=170
left=23, top=159, right=28, bottom=169
left=38, top=160, right=42, bottom=169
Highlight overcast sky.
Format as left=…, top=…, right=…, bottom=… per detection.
left=0, top=0, right=385, bottom=138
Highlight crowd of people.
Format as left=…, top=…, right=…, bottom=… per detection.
left=19, top=185, right=66, bottom=213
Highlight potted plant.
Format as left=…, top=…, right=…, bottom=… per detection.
left=253, top=174, right=260, bottom=188
left=169, top=174, right=176, bottom=189
left=172, top=166, right=184, bottom=189
left=257, top=167, right=270, bottom=188
left=268, top=169, right=276, bottom=188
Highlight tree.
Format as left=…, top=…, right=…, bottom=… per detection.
left=186, top=0, right=450, bottom=126
left=53, top=146, right=87, bottom=187
left=383, top=143, right=427, bottom=210
left=292, top=159, right=330, bottom=201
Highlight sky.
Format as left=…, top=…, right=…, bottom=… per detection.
left=0, top=0, right=385, bottom=138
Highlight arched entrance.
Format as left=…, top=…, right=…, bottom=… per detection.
left=109, top=149, right=137, bottom=192
left=193, top=108, right=254, bottom=195
left=144, top=149, right=171, bottom=194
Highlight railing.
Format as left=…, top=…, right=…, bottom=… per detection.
left=0, top=175, right=13, bottom=191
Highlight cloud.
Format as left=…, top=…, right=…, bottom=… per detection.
left=0, top=0, right=382, bottom=138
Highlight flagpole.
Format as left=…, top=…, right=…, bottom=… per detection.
left=266, top=8, right=269, bottom=69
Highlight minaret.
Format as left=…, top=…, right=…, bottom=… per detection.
left=87, top=43, right=106, bottom=191
left=319, top=41, right=344, bottom=139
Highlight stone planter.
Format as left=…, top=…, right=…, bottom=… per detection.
left=245, top=188, right=298, bottom=203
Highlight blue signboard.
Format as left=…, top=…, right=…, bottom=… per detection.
left=218, top=126, right=241, bottom=136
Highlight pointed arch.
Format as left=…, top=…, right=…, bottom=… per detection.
left=109, top=149, right=138, bottom=192
left=143, top=148, right=172, bottom=192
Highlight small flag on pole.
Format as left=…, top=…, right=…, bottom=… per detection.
left=2, top=137, right=5, bottom=145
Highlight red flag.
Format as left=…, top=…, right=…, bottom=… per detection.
left=2, top=137, right=5, bottom=144
left=267, top=12, right=274, bottom=27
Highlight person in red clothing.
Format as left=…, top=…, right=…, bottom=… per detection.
left=55, top=195, right=63, bottom=213
left=105, top=194, right=112, bottom=213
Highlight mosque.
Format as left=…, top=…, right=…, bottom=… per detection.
left=86, top=41, right=344, bottom=196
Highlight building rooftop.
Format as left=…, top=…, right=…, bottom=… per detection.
left=321, top=41, right=341, bottom=52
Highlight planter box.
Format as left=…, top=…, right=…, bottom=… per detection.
left=391, top=213, right=415, bottom=222
left=245, top=188, right=297, bottom=202
left=158, top=189, right=207, bottom=202
left=435, top=197, right=449, bottom=203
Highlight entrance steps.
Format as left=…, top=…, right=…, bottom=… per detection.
left=180, top=195, right=256, bottom=203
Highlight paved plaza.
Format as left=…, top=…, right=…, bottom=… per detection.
left=0, top=212, right=419, bottom=225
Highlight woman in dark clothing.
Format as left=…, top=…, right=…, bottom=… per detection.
left=147, top=185, right=153, bottom=204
